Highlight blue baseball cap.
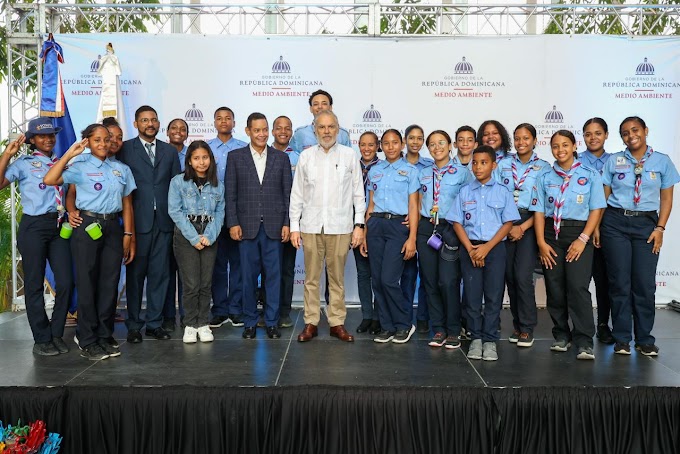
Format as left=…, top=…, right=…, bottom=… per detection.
left=25, top=117, right=62, bottom=140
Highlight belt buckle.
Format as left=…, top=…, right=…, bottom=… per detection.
left=385, top=213, right=393, bottom=220
left=623, top=209, right=635, bottom=217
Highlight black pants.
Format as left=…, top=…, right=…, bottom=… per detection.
left=542, top=221, right=595, bottom=349
left=505, top=214, right=538, bottom=334
left=173, top=228, right=218, bottom=328
left=279, top=241, right=297, bottom=318
left=71, top=215, right=123, bottom=348
left=17, top=214, right=73, bottom=343
left=591, top=246, right=611, bottom=326
left=353, top=246, right=377, bottom=320
left=416, top=218, right=461, bottom=336
left=125, top=216, right=171, bottom=331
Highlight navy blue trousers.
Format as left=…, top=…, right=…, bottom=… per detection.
left=239, top=224, right=282, bottom=328
left=401, top=255, right=429, bottom=322
left=601, top=208, right=659, bottom=345
left=505, top=214, right=538, bottom=334
left=460, top=241, right=506, bottom=342
left=367, top=216, right=411, bottom=332
left=353, top=246, right=377, bottom=320
left=17, top=214, right=73, bottom=343
left=211, top=230, right=243, bottom=317
left=591, top=245, right=611, bottom=326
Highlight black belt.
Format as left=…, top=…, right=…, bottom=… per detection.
left=518, top=208, right=531, bottom=215
left=545, top=218, right=586, bottom=227
left=80, top=210, right=121, bottom=221
left=25, top=212, right=59, bottom=219
left=608, top=206, right=657, bottom=217
left=470, top=240, right=487, bottom=246
left=371, top=212, right=406, bottom=220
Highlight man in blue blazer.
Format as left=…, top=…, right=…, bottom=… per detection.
left=117, top=105, right=181, bottom=342
left=226, top=112, right=292, bottom=340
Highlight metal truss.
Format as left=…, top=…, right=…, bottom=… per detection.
left=4, top=2, right=680, bottom=305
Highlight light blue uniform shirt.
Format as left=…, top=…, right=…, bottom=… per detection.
left=407, top=155, right=434, bottom=172
left=367, top=158, right=420, bottom=215
left=290, top=124, right=351, bottom=152
left=530, top=163, right=606, bottom=220
left=493, top=153, right=551, bottom=210
left=419, top=160, right=472, bottom=218
left=578, top=150, right=611, bottom=175
left=601, top=147, right=680, bottom=212
left=273, top=144, right=300, bottom=178
left=5, top=153, right=68, bottom=216
left=178, top=145, right=188, bottom=172
left=62, top=154, right=136, bottom=214
left=207, top=136, right=247, bottom=183
left=446, top=178, right=520, bottom=242
left=168, top=174, right=225, bottom=245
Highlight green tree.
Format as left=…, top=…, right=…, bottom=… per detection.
left=545, top=0, right=680, bottom=35
left=356, top=0, right=437, bottom=35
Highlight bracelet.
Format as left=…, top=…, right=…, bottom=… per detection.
left=123, top=232, right=133, bottom=236
left=656, top=225, right=665, bottom=231
left=578, top=233, right=589, bottom=244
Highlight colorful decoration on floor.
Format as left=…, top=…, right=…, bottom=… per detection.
left=0, top=420, right=61, bottom=453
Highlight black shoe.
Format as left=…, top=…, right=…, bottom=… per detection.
left=162, top=317, right=176, bottom=333
left=356, top=319, right=372, bottom=333
left=98, top=339, right=121, bottom=357
left=227, top=314, right=245, bottom=327
left=52, top=337, right=70, bottom=354
left=127, top=330, right=143, bottom=344
left=242, top=326, right=256, bottom=339
left=267, top=326, right=281, bottom=339
left=416, top=320, right=430, bottom=334
left=145, top=328, right=171, bottom=340
left=596, top=324, right=615, bottom=344
left=80, top=343, right=109, bottom=361
left=368, top=320, right=382, bottom=335
left=33, top=341, right=60, bottom=356
left=102, top=337, right=120, bottom=349
left=209, top=315, right=229, bottom=328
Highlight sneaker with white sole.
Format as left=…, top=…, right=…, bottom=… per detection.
left=482, top=342, right=498, bottom=361
left=635, top=344, right=659, bottom=356
left=550, top=339, right=571, bottom=352
left=428, top=332, right=447, bottom=347
left=508, top=330, right=520, bottom=344
left=467, top=339, right=483, bottom=360
left=576, top=346, right=595, bottom=360
left=183, top=326, right=198, bottom=344
left=517, top=332, right=534, bottom=348
left=373, top=330, right=396, bottom=343
left=198, top=325, right=214, bottom=343
left=392, top=325, right=416, bottom=344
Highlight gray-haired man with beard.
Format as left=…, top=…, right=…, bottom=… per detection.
left=289, top=110, right=366, bottom=343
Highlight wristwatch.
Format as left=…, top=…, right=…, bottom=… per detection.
left=354, top=223, right=365, bottom=229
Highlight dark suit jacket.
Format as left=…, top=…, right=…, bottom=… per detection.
left=117, top=137, right=181, bottom=234
left=226, top=145, right=292, bottom=240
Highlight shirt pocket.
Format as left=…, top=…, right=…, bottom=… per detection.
left=643, top=168, right=662, bottom=191
left=393, top=175, right=409, bottom=194
left=486, top=194, right=507, bottom=211
left=462, top=200, right=477, bottom=227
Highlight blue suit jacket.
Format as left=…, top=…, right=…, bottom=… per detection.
left=226, top=145, right=292, bottom=240
left=117, top=137, right=181, bottom=234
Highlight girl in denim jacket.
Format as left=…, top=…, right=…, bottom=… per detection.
left=168, top=140, right=225, bottom=344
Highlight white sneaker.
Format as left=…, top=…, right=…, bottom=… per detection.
left=197, top=325, right=214, bottom=343
left=183, top=326, right=198, bottom=344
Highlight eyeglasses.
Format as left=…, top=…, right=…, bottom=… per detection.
left=427, top=140, right=448, bottom=149
left=138, top=118, right=159, bottom=124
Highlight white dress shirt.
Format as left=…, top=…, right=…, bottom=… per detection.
left=250, top=144, right=267, bottom=184
left=289, top=143, right=366, bottom=234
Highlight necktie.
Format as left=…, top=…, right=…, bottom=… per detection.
left=633, top=147, right=653, bottom=206
left=145, top=142, right=155, bottom=164
left=552, top=161, right=582, bottom=239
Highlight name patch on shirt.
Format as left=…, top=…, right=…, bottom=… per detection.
left=87, top=172, right=103, bottom=177
left=31, top=161, right=42, bottom=168
left=463, top=200, right=477, bottom=206
left=397, top=170, right=408, bottom=176
left=577, top=177, right=588, bottom=186
left=615, top=165, right=630, bottom=171
left=616, top=156, right=627, bottom=166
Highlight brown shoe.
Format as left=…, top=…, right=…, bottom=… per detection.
left=297, top=324, right=318, bottom=342
left=330, top=325, right=354, bottom=342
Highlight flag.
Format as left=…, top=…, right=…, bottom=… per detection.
left=39, top=33, right=76, bottom=159
left=96, top=43, right=130, bottom=139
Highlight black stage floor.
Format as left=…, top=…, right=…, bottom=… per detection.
left=1, top=306, right=680, bottom=387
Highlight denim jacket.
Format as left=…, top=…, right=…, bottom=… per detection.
left=168, top=174, right=225, bottom=245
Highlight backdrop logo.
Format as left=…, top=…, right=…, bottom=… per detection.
left=242, top=54, right=324, bottom=98
left=601, top=56, right=678, bottom=100
left=350, top=105, right=393, bottom=147
left=636, top=57, right=654, bottom=76
left=62, top=52, right=143, bottom=98
left=421, top=55, right=506, bottom=99
left=185, top=104, right=204, bottom=122
left=362, top=105, right=382, bottom=123
left=535, top=105, right=580, bottom=148
left=454, top=57, right=474, bottom=75
left=272, top=56, right=291, bottom=74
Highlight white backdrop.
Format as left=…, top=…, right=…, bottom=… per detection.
left=56, top=34, right=680, bottom=304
